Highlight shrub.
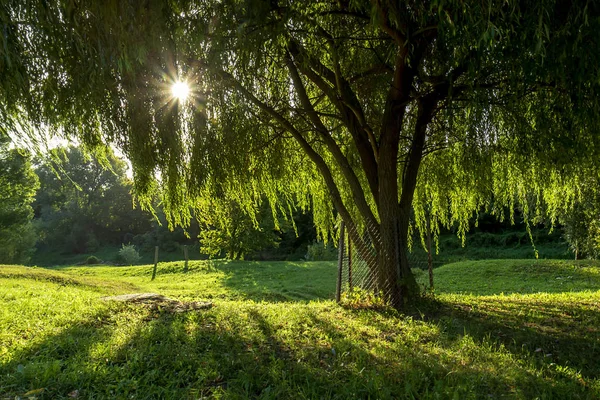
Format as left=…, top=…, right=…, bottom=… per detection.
left=305, top=241, right=338, bottom=261
left=118, top=244, right=141, bottom=265
left=86, top=255, right=101, bottom=264
left=340, top=287, right=388, bottom=309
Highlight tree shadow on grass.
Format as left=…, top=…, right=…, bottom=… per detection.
left=3, top=298, right=597, bottom=399
left=207, top=260, right=337, bottom=302
left=0, top=306, right=125, bottom=398
left=410, top=295, right=600, bottom=382
left=312, top=306, right=598, bottom=399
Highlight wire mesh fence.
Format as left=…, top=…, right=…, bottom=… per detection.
left=336, top=218, right=432, bottom=307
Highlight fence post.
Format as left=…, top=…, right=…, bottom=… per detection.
left=336, top=221, right=346, bottom=303
left=183, top=245, right=189, bottom=273
left=348, top=233, right=353, bottom=289
left=151, top=246, right=159, bottom=280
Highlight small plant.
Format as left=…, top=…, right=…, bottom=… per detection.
left=340, top=287, right=388, bottom=309
left=118, top=244, right=141, bottom=265
left=86, top=255, right=101, bottom=265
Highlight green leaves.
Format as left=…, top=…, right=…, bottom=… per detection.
left=2, top=0, right=600, bottom=261
left=0, top=134, right=38, bottom=263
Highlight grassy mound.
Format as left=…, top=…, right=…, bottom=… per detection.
left=425, top=259, right=600, bottom=295
left=1, top=260, right=599, bottom=399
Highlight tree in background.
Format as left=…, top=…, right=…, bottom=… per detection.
left=2, top=1, right=600, bottom=308
left=197, top=197, right=280, bottom=260
left=33, top=146, right=152, bottom=254
left=0, top=134, right=38, bottom=264
left=33, top=145, right=308, bottom=262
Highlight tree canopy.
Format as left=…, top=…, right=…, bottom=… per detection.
left=33, top=146, right=152, bottom=254
left=0, top=134, right=38, bottom=263
left=2, top=0, right=600, bottom=307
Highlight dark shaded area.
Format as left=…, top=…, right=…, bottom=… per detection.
left=208, top=260, right=336, bottom=302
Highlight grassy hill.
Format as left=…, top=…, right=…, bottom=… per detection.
left=1, top=260, right=599, bottom=399
left=416, top=259, right=600, bottom=295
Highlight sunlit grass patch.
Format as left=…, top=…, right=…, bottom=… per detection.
left=55, top=260, right=337, bottom=302
left=1, top=260, right=599, bottom=398
left=421, top=259, right=600, bottom=295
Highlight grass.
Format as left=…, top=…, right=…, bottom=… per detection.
left=1, top=259, right=599, bottom=399
left=416, top=259, right=600, bottom=295
left=408, top=231, right=572, bottom=268
left=29, top=245, right=209, bottom=267
left=51, top=260, right=337, bottom=302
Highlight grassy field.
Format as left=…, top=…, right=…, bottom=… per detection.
left=1, top=259, right=599, bottom=399
left=29, top=245, right=210, bottom=267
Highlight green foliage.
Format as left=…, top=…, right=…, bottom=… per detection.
left=558, top=184, right=600, bottom=259
left=304, top=241, right=338, bottom=261
left=0, top=260, right=599, bottom=398
left=3, top=0, right=600, bottom=305
left=117, top=244, right=141, bottom=266
left=33, top=146, right=153, bottom=254
left=0, top=134, right=39, bottom=264
left=340, top=287, right=388, bottom=309
left=197, top=199, right=280, bottom=260
left=409, top=229, right=571, bottom=266
left=85, top=255, right=101, bottom=265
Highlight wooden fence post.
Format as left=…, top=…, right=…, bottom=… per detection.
left=336, top=221, right=346, bottom=303
left=151, top=246, right=159, bottom=280
left=348, top=235, right=352, bottom=290
left=183, top=245, right=189, bottom=273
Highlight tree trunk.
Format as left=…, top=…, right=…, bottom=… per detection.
left=378, top=195, right=402, bottom=308
left=378, top=127, right=405, bottom=308
left=397, top=210, right=419, bottom=303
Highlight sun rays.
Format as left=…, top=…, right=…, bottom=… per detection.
left=171, top=81, right=190, bottom=102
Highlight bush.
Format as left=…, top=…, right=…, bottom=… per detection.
left=118, top=244, right=141, bottom=265
left=86, top=255, right=101, bottom=264
left=305, top=241, right=338, bottom=261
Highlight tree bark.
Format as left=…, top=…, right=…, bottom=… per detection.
left=394, top=96, right=439, bottom=307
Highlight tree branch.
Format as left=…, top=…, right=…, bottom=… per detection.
left=371, top=0, right=407, bottom=47
left=286, top=54, right=379, bottom=229
left=216, top=69, right=361, bottom=234
left=399, top=93, right=440, bottom=212
left=287, top=39, right=380, bottom=203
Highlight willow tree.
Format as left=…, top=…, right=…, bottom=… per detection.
left=2, top=0, right=600, bottom=307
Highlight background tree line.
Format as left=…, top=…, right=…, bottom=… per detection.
left=1, top=141, right=322, bottom=265
left=0, top=135, right=593, bottom=266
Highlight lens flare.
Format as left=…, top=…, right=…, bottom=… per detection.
left=171, top=81, right=190, bottom=101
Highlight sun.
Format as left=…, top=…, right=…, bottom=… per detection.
left=171, top=81, right=190, bottom=101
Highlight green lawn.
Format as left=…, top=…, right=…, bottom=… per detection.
left=417, top=259, right=600, bottom=295
left=1, top=260, right=599, bottom=399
